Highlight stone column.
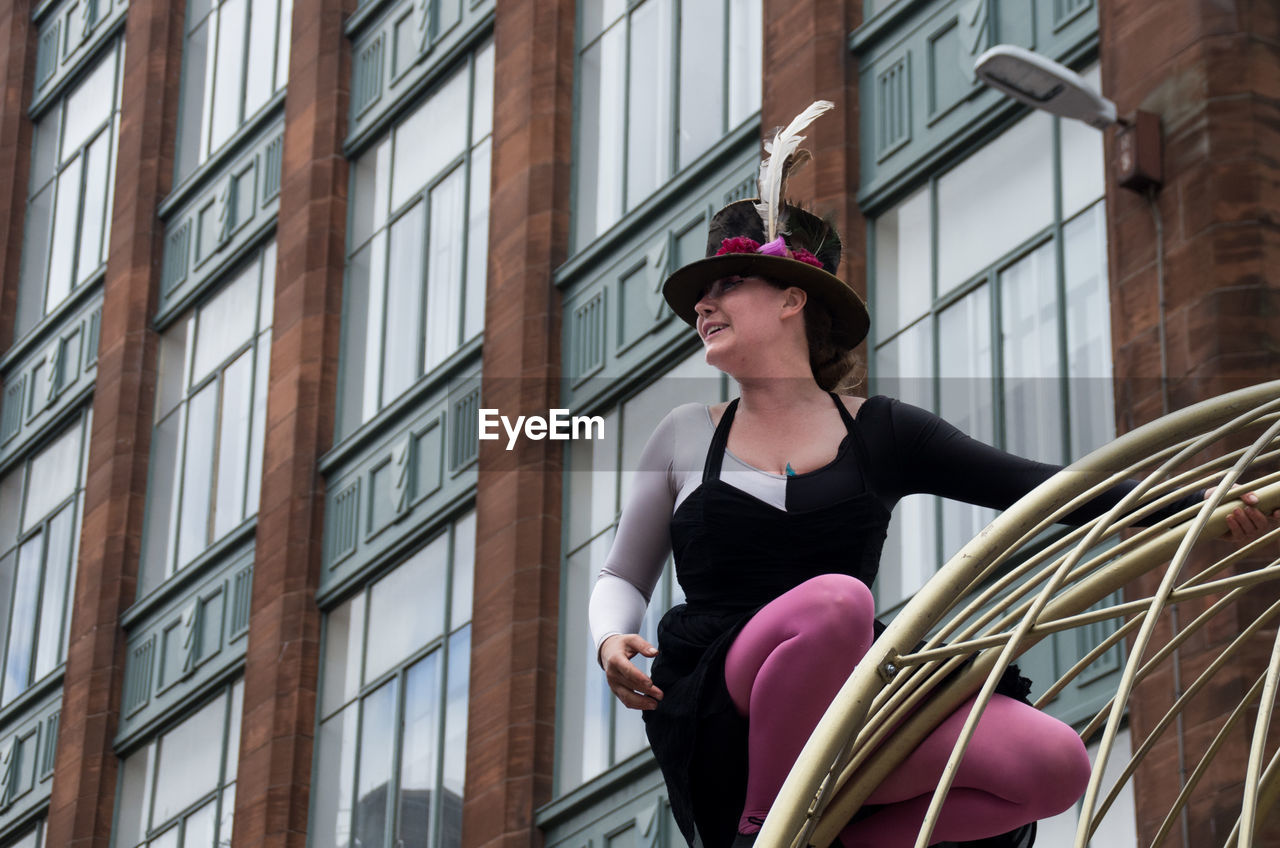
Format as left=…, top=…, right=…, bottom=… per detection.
left=0, top=0, right=36, bottom=350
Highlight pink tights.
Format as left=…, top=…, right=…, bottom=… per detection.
left=723, top=574, right=1091, bottom=848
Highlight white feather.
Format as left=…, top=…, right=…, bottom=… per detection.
left=754, top=100, right=835, bottom=242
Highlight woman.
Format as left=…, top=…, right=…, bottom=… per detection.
left=588, top=104, right=1278, bottom=848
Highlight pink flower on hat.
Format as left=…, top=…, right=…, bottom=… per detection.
left=791, top=248, right=824, bottom=269
left=715, top=236, right=762, bottom=255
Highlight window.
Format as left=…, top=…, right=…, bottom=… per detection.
left=574, top=0, right=761, bottom=250
left=870, top=67, right=1111, bottom=607
left=0, top=413, right=88, bottom=706
left=17, top=40, right=122, bottom=341
left=174, top=0, right=292, bottom=183
left=311, top=511, right=476, bottom=848
left=557, top=350, right=723, bottom=791
left=140, top=243, right=274, bottom=593
left=338, top=42, right=493, bottom=437
left=114, top=680, right=242, bottom=848
left=4, top=820, right=44, bottom=848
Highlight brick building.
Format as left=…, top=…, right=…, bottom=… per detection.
left=0, top=0, right=1275, bottom=847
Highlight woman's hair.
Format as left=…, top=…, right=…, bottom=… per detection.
left=766, top=279, right=864, bottom=392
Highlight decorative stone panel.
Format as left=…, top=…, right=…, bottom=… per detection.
left=0, top=685, right=60, bottom=840
left=29, top=0, right=127, bottom=116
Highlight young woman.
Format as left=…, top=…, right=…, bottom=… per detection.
left=587, top=106, right=1278, bottom=848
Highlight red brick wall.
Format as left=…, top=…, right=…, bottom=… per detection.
left=0, top=0, right=35, bottom=353
left=46, top=0, right=185, bottom=844
left=464, top=2, right=574, bottom=848
left=1101, top=1, right=1280, bottom=844
left=230, top=0, right=352, bottom=844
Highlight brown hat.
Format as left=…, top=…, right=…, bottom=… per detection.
left=660, top=199, right=869, bottom=348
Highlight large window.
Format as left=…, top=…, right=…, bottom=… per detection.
left=140, top=243, right=274, bottom=594
left=574, top=0, right=761, bottom=250
left=338, top=42, right=493, bottom=436
left=871, top=68, right=1111, bottom=606
left=558, top=351, right=723, bottom=791
left=114, top=680, right=242, bottom=848
left=0, top=412, right=89, bottom=706
left=174, top=0, right=291, bottom=182
left=17, top=41, right=122, bottom=341
left=311, top=511, right=476, bottom=848
left=4, top=821, right=44, bottom=848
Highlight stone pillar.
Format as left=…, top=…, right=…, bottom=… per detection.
left=463, top=2, right=574, bottom=848
left=762, top=0, right=866, bottom=324
left=0, top=0, right=36, bottom=351
left=229, top=0, right=352, bottom=844
left=1101, top=1, right=1280, bottom=845
left=45, top=0, right=184, bottom=844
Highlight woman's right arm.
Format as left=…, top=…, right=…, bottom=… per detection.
left=588, top=409, right=682, bottom=710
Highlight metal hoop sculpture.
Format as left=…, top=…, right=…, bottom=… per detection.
left=757, top=379, right=1280, bottom=848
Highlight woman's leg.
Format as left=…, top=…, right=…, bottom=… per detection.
left=838, top=694, right=1091, bottom=848
left=723, top=574, right=877, bottom=834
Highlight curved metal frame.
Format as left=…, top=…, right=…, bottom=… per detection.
left=755, top=379, right=1280, bottom=848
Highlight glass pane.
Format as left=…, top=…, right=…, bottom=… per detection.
left=365, top=532, right=448, bottom=682
left=184, top=797, right=218, bottom=848
left=677, top=0, right=724, bottom=167
left=339, top=238, right=373, bottom=436
left=565, top=406, right=619, bottom=551
left=562, top=532, right=614, bottom=786
left=157, top=317, right=191, bottom=419
left=193, top=263, right=258, bottom=383
left=259, top=241, right=276, bottom=328
left=880, top=493, right=939, bottom=606
left=872, top=317, right=933, bottom=413
left=450, top=511, right=475, bottom=629
left=1064, top=203, right=1115, bottom=457
left=18, top=183, right=52, bottom=338
left=398, top=650, right=442, bottom=847
left=244, top=334, right=270, bottom=518
left=424, top=167, right=465, bottom=371
left=1061, top=65, right=1105, bottom=220
left=76, top=131, right=111, bottom=284
left=142, top=409, right=181, bottom=588
left=575, top=25, right=625, bottom=248
left=312, top=705, right=358, bottom=848
left=938, top=285, right=996, bottom=558
left=580, top=0, right=626, bottom=44
left=361, top=232, right=388, bottom=423
left=225, top=680, right=243, bottom=780
left=937, top=112, right=1053, bottom=295
left=177, top=382, right=218, bottom=567
left=381, top=203, right=424, bottom=404
left=0, top=468, right=19, bottom=550
left=153, top=694, right=224, bottom=822
left=463, top=137, right=490, bottom=343
left=354, top=681, right=397, bottom=848
left=209, top=0, right=248, bottom=153
left=213, top=350, right=253, bottom=538
left=275, top=0, right=291, bottom=90
left=116, top=743, right=154, bottom=848
left=46, top=156, right=84, bottom=314
left=441, top=626, right=470, bottom=848
left=321, top=593, right=365, bottom=717
left=2, top=537, right=42, bottom=704
left=999, top=240, right=1063, bottom=464
left=24, top=423, right=82, bottom=531
left=727, top=0, right=762, bottom=128
left=150, top=826, right=179, bottom=848
left=471, top=42, right=494, bottom=143
left=30, top=107, right=60, bottom=190
left=349, top=138, right=390, bottom=249
left=34, top=505, right=74, bottom=679
left=62, top=49, right=115, bottom=154
left=392, top=66, right=469, bottom=212
left=218, top=783, right=236, bottom=848
left=0, top=552, right=13, bottom=664
left=243, top=0, right=277, bottom=118
left=626, top=0, right=673, bottom=209
left=873, top=187, right=932, bottom=340
left=177, top=20, right=211, bottom=180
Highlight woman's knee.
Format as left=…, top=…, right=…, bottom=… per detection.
left=790, top=574, right=875, bottom=640
left=1017, top=718, right=1091, bottom=817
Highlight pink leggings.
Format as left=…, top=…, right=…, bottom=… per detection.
left=724, top=574, right=1091, bottom=848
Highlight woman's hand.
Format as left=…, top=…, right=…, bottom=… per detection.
left=599, top=634, right=664, bottom=711
left=1205, top=488, right=1280, bottom=545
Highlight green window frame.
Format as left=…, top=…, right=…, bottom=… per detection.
left=310, top=510, right=476, bottom=848
left=337, top=40, right=493, bottom=438
left=113, top=679, right=243, bottom=848
left=0, top=409, right=89, bottom=707
left=556, top=349, right=726, bottom=794
left=868, top=68, right=1112, bottom=610
left=17, top=39, right=121, bottom=343
left=572, top=0, right=761, bottom=252
left=174, top=0, right=292, bottom=184
left=139, top=241, right=275, bottom=596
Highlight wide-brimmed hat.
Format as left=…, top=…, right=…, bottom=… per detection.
left=661, top=101, right=870, bottom=349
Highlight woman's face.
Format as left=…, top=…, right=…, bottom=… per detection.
left=694, top=275, right=801, bottom=373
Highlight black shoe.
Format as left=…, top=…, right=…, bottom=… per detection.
left=731, top=816, right=766, bottom=848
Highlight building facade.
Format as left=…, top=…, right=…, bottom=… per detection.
left=0, top=1, right=1275, bottom=848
